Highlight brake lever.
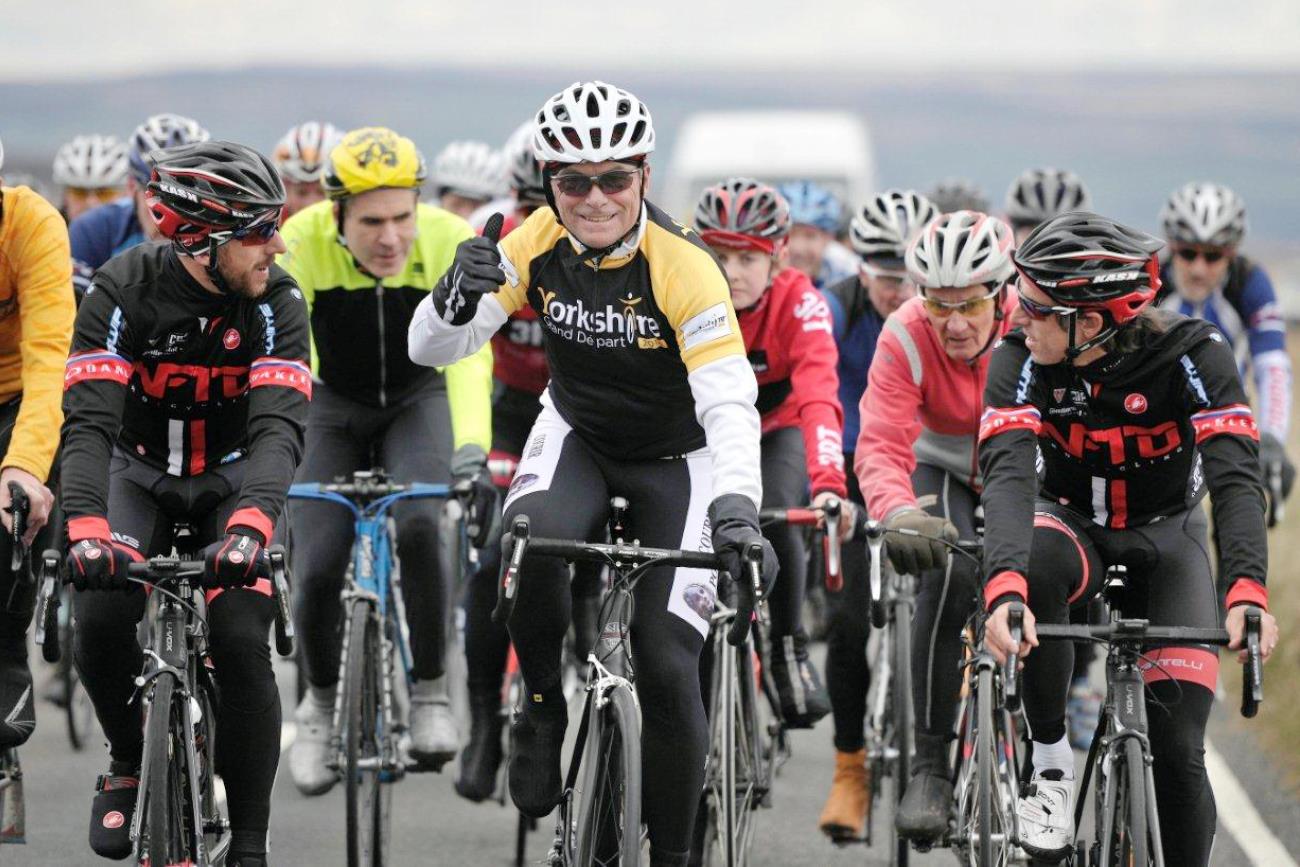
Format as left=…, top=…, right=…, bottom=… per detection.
left=6, top=481, right=29, bottom=575
left=821, top=497, right=842, bottom=592
left=864, top=519, right=885, bottom=605
left=1003, top=603, right=1024, bottom=712
left=1242, top=608, right=1263, bottom=718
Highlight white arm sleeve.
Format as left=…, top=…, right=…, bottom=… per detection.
left=408, top=293, right=508, bottom=368
left=688, top=353, right=763, bottom=509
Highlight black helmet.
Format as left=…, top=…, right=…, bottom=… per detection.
left=146, top=140, right=286, bottom=251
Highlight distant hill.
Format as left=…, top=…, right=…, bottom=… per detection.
left=4, top=64, right=1298, bottom=245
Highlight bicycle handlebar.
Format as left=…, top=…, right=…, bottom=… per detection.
left=760, top=496, right=845, bottom=591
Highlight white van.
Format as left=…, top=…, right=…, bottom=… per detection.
left=661, top=110, right=877, bottom=223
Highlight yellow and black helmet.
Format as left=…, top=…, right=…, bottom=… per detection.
left=321, top=127, right=426, bottom=199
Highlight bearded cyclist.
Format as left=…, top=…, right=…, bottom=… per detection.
left=0, top=141, right=76, bottom=752
left=272, top=121, right=343, bottom=218
left=409, top=81, right=776, bottom=867
left=62, top=140, right=308, bottom=867
left=981, top=211, right=1278, bottom=865
left=53, top=134, right=129, bottom=222
left=278, top=127, right=493, bottom=790
left=68, top=113, right=209, bottom=298
left=856, top=211, right=1017, bottom=842
left=1156, top=182, right=1294, bottom=517
left=816, top=188, right=936, bottom=840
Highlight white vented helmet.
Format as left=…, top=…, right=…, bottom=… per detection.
left=532, top=81, right=655, bottom=164
left=430, top=140, right=507, bottom=201
left=53, top=135, right=129, bottom=188
left=1160, top=181, right=1247, bottom=247
left=1005, top=167, right=1091, bottom=227
left=850, top=189, right=939, bottom=261
left=906, top=211, right=1015, bottom=289
left=273, top=121, right=343, bottom=183
left=128, top=113, right=210, bottom=184
left=503, top=121, right=546, bottom=206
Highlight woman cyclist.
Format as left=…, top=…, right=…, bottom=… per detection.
left=981, top=211, right=1278, bottom=865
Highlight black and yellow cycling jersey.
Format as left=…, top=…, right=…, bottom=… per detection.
left=278, top=200, right=491, bottom=449
left=492, top=203, right=745, bottom=460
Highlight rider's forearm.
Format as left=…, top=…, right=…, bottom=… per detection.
left=408, top=292, right=507, bottom=368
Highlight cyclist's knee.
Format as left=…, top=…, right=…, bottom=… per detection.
left=207, top=593, right=277, bottom=712
left=1146, top=678, right=1212, bottom=796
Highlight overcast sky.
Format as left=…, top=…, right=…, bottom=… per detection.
left=6, top=0, right=1300, bottom=81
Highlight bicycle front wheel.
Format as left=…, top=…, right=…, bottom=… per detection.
left=891, top=600, right=913, bottom=867
left=342, top=601, right=391, bottom=866
left=575, top=684, right=642, bottom=866
left=1101, top=736, right=1150, bottom=867
left=142, top=675, right=187, bottom=865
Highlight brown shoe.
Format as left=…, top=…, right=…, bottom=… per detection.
left=819, top=748, right=869, bottom=842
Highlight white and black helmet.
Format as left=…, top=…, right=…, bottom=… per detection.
left=273, top=121, right=343, bottom=184
left=128, top=113, right=210, bottom=185
left=503, top=121, right=546, bottom=207
left=53, top=135, right=129, bottom=188
left=533, top=81, right=655, bottom=165
left=906, top=210, right=1015, bottom=289
left=431, top=140, right=507, bottom=201
left=850, top=189, right=939, bottom=261
left=1005, top=167, right=1091, bottom=228
left=1160, top=181, right=1247, bottom=247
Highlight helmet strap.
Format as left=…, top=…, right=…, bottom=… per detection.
left=1064, top=310, right=1117, bottom=361
left=204, top=237, right=234, bottom=295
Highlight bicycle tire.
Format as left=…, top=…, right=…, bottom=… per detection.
left=1113, top=737, right=1149, bottom=867
left=342, top=601, right=387, bottom=866
left=975, top=666, right=994, bottom=867
left=143, top=675, right=183, bottom=865
left=575, top=684, right=642, bottom=867
left=891, top=601, right=912, bottom=867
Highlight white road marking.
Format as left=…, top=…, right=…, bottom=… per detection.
left=1206, top=738, right=1298, bottom=866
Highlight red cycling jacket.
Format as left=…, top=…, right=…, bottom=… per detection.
left=485, top=210, right=549, bottom=396
left=855, top=294, right=1017, bottom=520
left=738, top=267, right=847, bottom=498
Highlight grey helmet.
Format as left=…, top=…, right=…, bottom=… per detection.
left=1005, top=167, right=1091, bottom=229
left=1160, top=181, right=1247, bottom=247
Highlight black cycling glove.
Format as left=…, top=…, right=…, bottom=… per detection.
left=451, top=443, right=500, bottom=549
left=201, top=531, right=264, bottom=589
left=66, top=537, right=138, bottom=592
left=432, top=214, right=507, bottom=326
left=1259, top=432, right=1296, bottom=500
left=708, top=494, right=778, bottom=646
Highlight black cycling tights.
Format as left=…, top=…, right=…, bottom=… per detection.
left=503, top=405, right=714, bottom=860
left=72, top=450, right=280, bottom=846
left=823, top=463, right=871, bottom=753
left=1020, top=502, right=1219, bottom=866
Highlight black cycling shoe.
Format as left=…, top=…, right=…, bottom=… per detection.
left=507, top=691, right=567, bottom=818
left=455, top=692, right=504, bottom=803
left=227, top=852, right=269, bottom=866
left=0, top=656, right=35, bottom=749
left=767, top=631, right=831, bottom=729
left=89, top=762, right=140, bottom=860
left=895, top=733, right=952, bottom=841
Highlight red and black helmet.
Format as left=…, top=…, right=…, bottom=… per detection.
left=694, top=177, right=791, bottom=255
left=145, top=140, right=286, bottom=252
left=1013, top=210, right=1164, bottom=327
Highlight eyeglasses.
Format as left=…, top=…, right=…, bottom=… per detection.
left=64, top=187, right=123, bottom=204
left=920, top=284, right=1002, bottom=318
left=552, top=169, right=639, bottom=198
left=1015, top=287, right=1078, bottom=321
left=230, top=207, right=286, bottom=246
left=1174, top=246, right=1227, bottom=265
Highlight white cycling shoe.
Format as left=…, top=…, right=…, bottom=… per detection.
left=289, top=695, right=338, bottom=796
left=408, top=698, right=459, bottom=771
left=1017, top=770, right=1075, bottom=860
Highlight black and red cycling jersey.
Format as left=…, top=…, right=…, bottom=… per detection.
left=738, top=267, right=846, bottom=498
left=978, top=311, right=1267, bottom=610
left=61, top=241, right=311, bottom=545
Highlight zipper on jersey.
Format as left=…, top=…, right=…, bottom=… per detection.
left=375, top=280, right=387, bottom=408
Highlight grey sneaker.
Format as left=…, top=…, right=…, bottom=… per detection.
left=408, top=699, right=459, bottom=771
left=289, top=694, right=337, bottom=796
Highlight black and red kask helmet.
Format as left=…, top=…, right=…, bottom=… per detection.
left=1013, top=210, right=1164, bottom=356
left=146, top=141, right=286, bottom=277
left=694, top=177, right=791, bottom=256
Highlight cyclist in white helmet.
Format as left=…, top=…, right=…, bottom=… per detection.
left=430, top=140, right=507, bottom=220
left=69, top=113, right=209, bottom=297
left=1156, top=181, right=1294, bottom=519
left=1004, top=167, right=1091, bottom=246
left=53, top=134, right=129, bottom=221
left=927, top=178, right=990, bottom=214
left=272, top=121, right=342, bottom=217
left=856, top=211, right=1018, bottom=842
left=409, top=80, right=774, bottom=867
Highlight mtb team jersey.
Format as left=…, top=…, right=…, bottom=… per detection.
left=68, top=196, right=145, bottom=297
left=855, top=294, right=1016, bottom=521
left=1157, top=257, right=1290, bottom=440
left=61, top=242, right=311, bottom=545
left=0, top=185, right=77, bottom=481
left=409, top=202, right=762, bottom=506
left=978, top=312, right=1267, bottom=609
left=278, top=200, right=492, bottom=449
left=823, top=274, right=886, bottom=456
left=738, top=266, right=845, bottom=498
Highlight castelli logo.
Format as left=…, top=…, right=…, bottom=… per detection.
left=1124, top=393, right=1148, bottom=414
left=223, top=328, right=241, bottom=350
left=228, top=551, right=244, bottom=564
left=85, top=547, right=102, bottom=560
left=103, top=810, right=125, bottom=829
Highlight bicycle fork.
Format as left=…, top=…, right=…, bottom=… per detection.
left=1095, top=665, right=1164, bottom=867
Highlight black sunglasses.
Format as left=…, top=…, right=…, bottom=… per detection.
left=552, top=169, right=639, bottom=198
left=1175, top=246, right=1226, bottom=265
